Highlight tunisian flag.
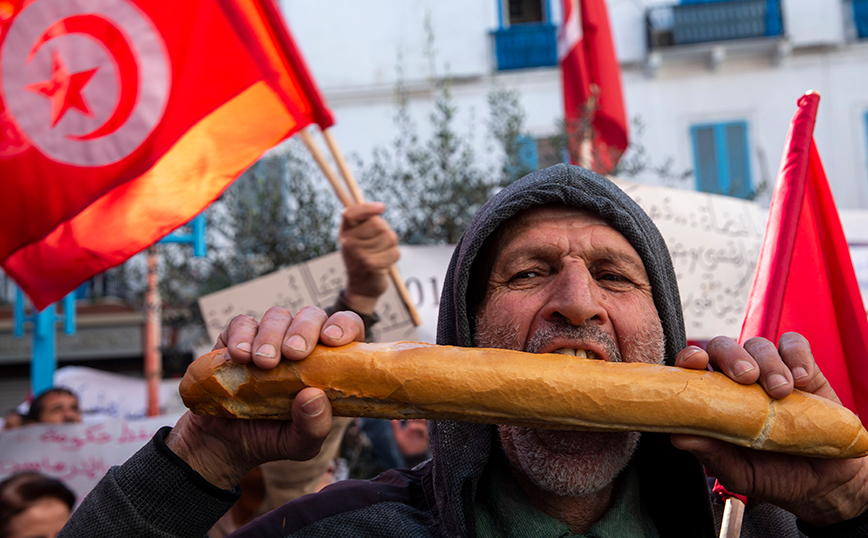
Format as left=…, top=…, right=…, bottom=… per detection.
left=557, top=0, right=628, bottom=174
left=740, top=92, right=868, bottom=423
left=0, top=0, right=333, bottom=310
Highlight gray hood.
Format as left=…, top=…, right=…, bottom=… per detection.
left=428, top=164, right=715, bottom=537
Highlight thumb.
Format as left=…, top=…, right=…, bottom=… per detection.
left=285, top=388, right=333, bottom=461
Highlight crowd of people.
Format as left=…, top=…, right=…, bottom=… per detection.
left=3, top=164, right=867, bottom=537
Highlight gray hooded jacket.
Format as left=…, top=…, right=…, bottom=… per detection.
left=59, top=165, right=865, bottom=538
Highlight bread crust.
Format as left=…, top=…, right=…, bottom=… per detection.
left=179, top=341, right=868, bottom=458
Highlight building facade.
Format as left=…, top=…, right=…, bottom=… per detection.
left=281, top=0, right=868, bottom=210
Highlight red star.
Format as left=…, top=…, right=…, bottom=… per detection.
left=25, top=48, right=98, bottom=127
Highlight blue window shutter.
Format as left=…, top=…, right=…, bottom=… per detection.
left=693, top=126, right=720, bottom=194
left=725, top=123, right=751, bottom=198
left=691, top=121, right=752, bottom=199
left=516, top=135, right=539, bottom=171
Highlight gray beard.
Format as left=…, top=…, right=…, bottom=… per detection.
left=474, top=313, right=665, bottom=497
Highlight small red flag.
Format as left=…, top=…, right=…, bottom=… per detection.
left=740, top=92, right=868, bottom=423
left=0, top=0, right=333, bottom=310
left=557, top=0, right=628, bottom=173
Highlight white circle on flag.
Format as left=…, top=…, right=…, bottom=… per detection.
left=1, top=0, right=171, bottom=166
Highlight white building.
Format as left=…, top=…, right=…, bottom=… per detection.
left=281, top=0, right=868, bottom=211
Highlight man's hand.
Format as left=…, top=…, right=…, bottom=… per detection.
left=338, top=202, right=400, bottom=315
left=166, top=306, right=366, bottom=490
left=672, top=333, right=868, bottom=526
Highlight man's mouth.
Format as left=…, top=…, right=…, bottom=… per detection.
left=550, top=348, right=599, bottom=360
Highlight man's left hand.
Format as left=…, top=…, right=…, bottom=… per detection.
left=672, top=333, right=868, bottom=527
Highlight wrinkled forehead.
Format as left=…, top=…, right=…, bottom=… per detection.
left=492, top=204, right=613, bottom=254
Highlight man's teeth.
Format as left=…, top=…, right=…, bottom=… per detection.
left=551, top=348, right=597, bottom=359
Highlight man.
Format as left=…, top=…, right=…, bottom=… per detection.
left=23, top=388, right=81, bottom=425
left=59, top=165, right=868, bottom=537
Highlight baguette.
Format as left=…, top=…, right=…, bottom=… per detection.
left=179, top=341, right=868, bottom=459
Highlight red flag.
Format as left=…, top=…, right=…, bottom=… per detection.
left=557, top=0, right=628, bottom=173
left=0, top=0, right=333, bottom=310
left=740, top=91, right=868, bottom=423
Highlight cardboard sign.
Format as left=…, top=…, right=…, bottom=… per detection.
left=0, top=415, right=180, bottom=505
left=198, top=251, right=419, bottom=344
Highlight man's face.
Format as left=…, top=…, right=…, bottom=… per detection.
left=38, top=392, right=82, bottom=424
left=474, top=204, right=665, bottom=496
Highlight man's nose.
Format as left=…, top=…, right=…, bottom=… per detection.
left=541, top=262, right=608, bottom=327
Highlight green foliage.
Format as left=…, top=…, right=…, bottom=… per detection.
left=359, top=75, right=502, bottom=245
left=487, top=85, right=535, bottom=185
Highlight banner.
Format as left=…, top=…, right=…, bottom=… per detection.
left=0, top=415, right=180, bottom=505
left=0, top=0, right=333, bottom=309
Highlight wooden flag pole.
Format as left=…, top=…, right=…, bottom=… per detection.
left=321, top=129, right=365, bottom=204
left=298, top=129, right=353, bottom=207
left=720, top=497, right=745, bottom=538
left=299, top=128, right=423, bottom=327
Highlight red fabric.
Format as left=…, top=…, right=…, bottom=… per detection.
left=557, top=0, right=628, bottom=173
left=0, top=0, right=333, bottom=309
left=714, top=92, right=868, bottom=506
left=712, top=480, right=747, bottom=504
left=740, top=92, right=868, bottom=423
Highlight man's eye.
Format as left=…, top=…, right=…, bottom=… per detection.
left=598, top=272, right=627, bottom=282
left=512, top=270, right=539, bottom=280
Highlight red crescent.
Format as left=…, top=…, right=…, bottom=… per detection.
left=27, top=13, right=139, bottom=141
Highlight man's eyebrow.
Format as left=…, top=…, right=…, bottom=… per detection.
left=594, top=246, right=646, bottom=271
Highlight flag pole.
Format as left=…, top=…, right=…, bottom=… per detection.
left=720, top=497, right=745, bottom=538
left=144, top=245, right=162, bottom=417
left=298, top=128, right=423, bottom=326
left=298, top=129, right=354, bottom=207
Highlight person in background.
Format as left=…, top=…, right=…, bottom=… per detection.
left=0, top=471, right=75, bottom=538
left=23, top=388, right=81, bottom=425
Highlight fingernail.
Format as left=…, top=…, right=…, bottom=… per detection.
left=285, top=335, right=307, bottom=352
left=323, top=325, right=343, bottom=340
left=681, top=346, right=703, bottom=360
left=732, top=360, right=755, bottom=377
left=301, top=395, right=326, bottom=417
left=236, top=342, right=252, bottom=353
left=768, top=374, right=789, bottom=390
left=255, top=344, right=276, bottom=358
left=792, top=367, right=808, bottom=380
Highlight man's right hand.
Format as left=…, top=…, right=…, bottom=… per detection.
left=166, top=306, right=366, bottom=490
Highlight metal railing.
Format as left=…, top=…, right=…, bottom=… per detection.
left=492, top=23, right=558, bottom=71
left=647, top=0, right=783, bottom=49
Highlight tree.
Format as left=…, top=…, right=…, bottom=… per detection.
left=358, top=24, right=531, bottom=245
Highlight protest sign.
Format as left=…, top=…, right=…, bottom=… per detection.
left=0, top=415, right=180, bottom=505
left=614, top=180, right=766, bottom=340
left=198, top=251, right=420, bottom=345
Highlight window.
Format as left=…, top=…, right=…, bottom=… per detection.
left=492, top=0, right=557, bottom=70
left=854, top=0, right=868, bottom=39
left=507, top=0, right=546, bottom=24
left=691, top=121, right=752, bottom=199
